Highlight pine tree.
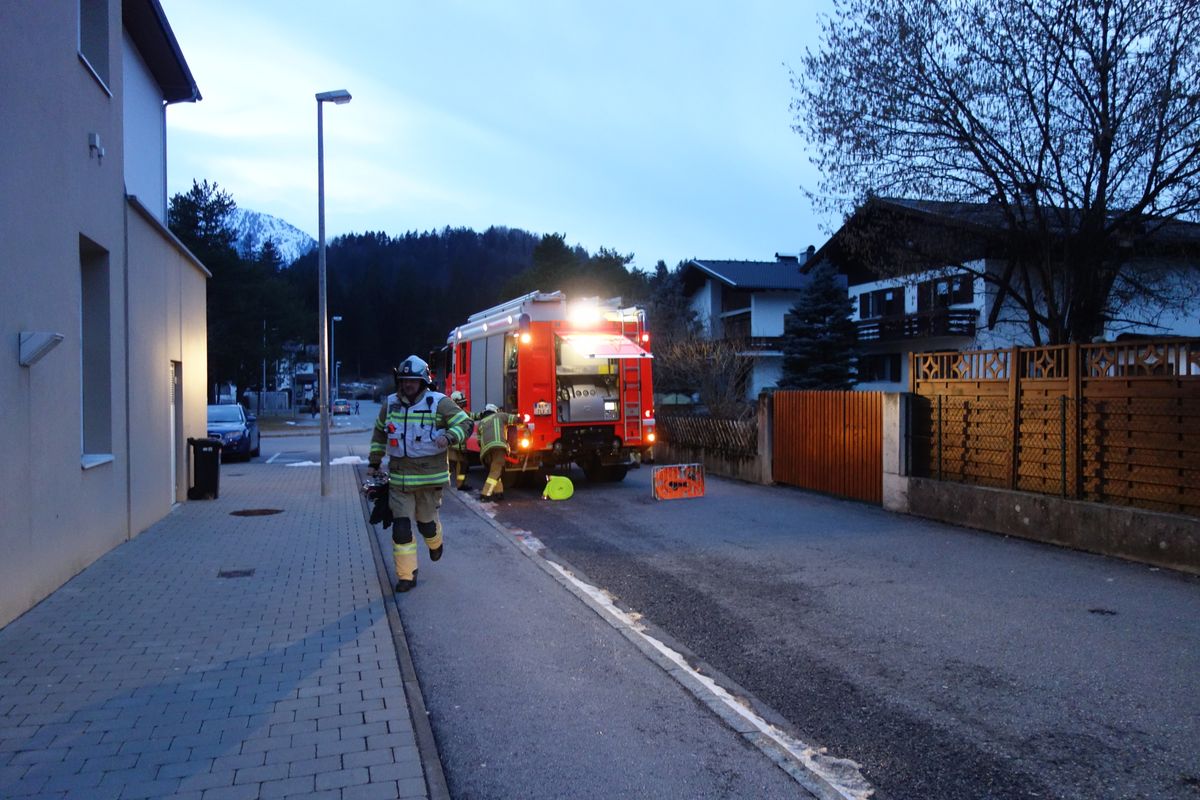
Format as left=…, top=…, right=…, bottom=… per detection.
left=778, top=262, right=856, bottom=389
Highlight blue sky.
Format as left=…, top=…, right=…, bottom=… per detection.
left=161, top=1, right=837, bottom=271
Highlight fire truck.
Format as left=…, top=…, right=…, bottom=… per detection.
left=433, top=291, right=655, bottom=483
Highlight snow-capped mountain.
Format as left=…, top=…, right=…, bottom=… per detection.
left=229, top=208, right=316, bottom=266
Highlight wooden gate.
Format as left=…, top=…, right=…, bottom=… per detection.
left=773, top=391, right=883, bottom=504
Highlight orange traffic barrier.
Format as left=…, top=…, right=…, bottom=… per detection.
left=652, top=464, right=705, bottom=501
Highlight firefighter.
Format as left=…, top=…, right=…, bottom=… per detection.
left=447, top=390, right=471, bottom=491
left=368, top=355, right=473, bottom=592
left=477, top=403, right=518, bottom=502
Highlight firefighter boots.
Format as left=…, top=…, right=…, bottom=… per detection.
left=395, top=570, right=417, bottom=593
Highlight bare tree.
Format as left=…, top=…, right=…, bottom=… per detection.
left=795, top=0, right=1200, bottom=344
left=654, top=337, right=753, bottom=419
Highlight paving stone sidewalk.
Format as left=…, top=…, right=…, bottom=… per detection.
left=0, top=462, right=425, bottom=800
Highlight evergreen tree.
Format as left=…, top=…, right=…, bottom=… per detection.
left=778, top=263, right=856, bottom=389
left=169, top=181, right=307, bottom=398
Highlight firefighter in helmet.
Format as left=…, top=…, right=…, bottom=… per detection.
left=368, top=355, right=473, bottom=592
left=447, top=390, right=471, bottom=491
left=477, top=403, right=518, bottom=502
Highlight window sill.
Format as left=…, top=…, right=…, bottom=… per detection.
left=77, top=52, right=112, bottom=98
left=81, top=454, right=114, bottom=470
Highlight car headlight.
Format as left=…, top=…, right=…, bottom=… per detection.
left=226, top=431, right=243, bottom=441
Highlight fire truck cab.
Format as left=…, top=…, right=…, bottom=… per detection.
left=436, top=291, right=655, bottom=483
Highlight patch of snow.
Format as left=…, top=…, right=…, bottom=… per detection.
left=229, top=208, right=317, bottom=265
left=285, top=456, right=367, bottom=467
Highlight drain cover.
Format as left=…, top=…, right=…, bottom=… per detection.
left=229, top=509, right=284, bottom=517
left=217, top=569, right=255, bottom=579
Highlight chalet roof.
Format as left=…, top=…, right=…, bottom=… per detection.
left=807, top=196, right=1200, bottom=285
left=684, top=259, right=811, bottom=291
left=123, top=0, right=201, bottom=104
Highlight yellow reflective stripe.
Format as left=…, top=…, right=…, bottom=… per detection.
left=389, top=473, right=450, bottom=488
left=393, top=542, right=417, bottom=555
left=389, top=469, right=450, bottom=481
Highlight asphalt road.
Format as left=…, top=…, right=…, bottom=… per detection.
left=361, top=471, right=810, bottom=799
left=481, top=465, right=1200, bottom=800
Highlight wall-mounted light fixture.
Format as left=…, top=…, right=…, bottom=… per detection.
left=19, top=331, right=64, bottom=366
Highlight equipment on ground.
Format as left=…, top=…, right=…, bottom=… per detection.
left=432, top=291, right=656, bottom=484
left=543, top=475, right=574, bottom=501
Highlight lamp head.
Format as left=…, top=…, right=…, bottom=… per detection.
left=316, top=89, right=352, bottom=104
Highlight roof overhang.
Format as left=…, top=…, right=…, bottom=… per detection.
left=123, top=0, right=201, bottom=104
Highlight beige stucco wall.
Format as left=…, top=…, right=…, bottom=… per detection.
left=0, top=4, right=207, bottom=628
left=126, top=201, right=209, bottom=534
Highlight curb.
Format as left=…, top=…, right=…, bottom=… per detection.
left=445, top=488, right=871, bottom=800
left=354, top=466, right=451, bottom=800
left=261, top=425, right=372, bottom=438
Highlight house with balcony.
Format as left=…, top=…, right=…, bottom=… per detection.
left=807, top=197, right=1200, bottom=391
left=680, top=254, right=815, bottom=399
left=0, top=0, right=208, bottom=627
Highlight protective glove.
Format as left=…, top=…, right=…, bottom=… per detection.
left=433, top=433, right=450, bottom=448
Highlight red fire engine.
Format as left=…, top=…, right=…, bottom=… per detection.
left=434, top=291, right=655, bottom=483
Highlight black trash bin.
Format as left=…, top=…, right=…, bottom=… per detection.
left=187, top=437, right=223, bottom=500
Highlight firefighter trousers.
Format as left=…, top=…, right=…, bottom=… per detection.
left=447, top=448, right=469, bottom=488
left=387, top=485, right=444, bottom=580
left=480, top=448, right=507, bottom=498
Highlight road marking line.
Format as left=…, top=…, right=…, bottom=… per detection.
left=452, top=490, right=874, bottom=799
left=266, top=452, right=281, bottom=464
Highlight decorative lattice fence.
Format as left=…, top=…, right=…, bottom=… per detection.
left=656, top=413, right=758, bottom=456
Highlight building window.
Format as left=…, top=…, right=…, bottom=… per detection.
left=723, top=312, right=751, bottom=341
left=79, top=0, right=110, bottom=88
left=80, top=236, right=112, bottom=457
left=858, top=353, right=903, bottom=383
left=722, top=288, right=753, bottom=313
left=917, top=274, right=974, bottom=311
left=859, top=288, right=904, bottom=319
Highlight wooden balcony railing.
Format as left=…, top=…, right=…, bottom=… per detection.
left=857, top=309, right=977, bottom=343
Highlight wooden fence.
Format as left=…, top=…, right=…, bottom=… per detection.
left=773, top=391, right=883, bottom=504
left=911, top=339, right=1200, bottom=516
left=655, top=413, right=758, bottom=456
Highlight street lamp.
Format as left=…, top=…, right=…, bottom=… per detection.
left=331, top=314, right=343, bottom=401
left=316, top=88, right=351, bottom=497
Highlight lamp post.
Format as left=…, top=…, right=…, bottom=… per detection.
left=331, top=314, right=343, bottom=402
left=316, top=88, right=351, bottom=497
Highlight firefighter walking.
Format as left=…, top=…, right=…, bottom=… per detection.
left=447, top=390, right=471, bottom=490
left=477, top=403, right=518, bottom=502
left=368, top=355, right=473, bottom=592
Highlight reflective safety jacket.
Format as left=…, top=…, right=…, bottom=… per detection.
left=369, top=390, right=473, bottom=489
left=450, top=402, right=471, bottom=454
left=477, top=410, right=517, bottom=457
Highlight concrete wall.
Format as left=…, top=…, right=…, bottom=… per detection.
left=122, top=31, right=167, bottom=221
left=689, top=279, right=719, bottom=337
left=0, top=4, right=207, bottom=628
left=126, top=200, right=209, bottom=532
left=902, top=478, right=1200, bottom=575
left=0, top=2, right=131, bottom=628
left=750, top=292, right=800, bottom=337
left=749, top=357, right=781, bottom=399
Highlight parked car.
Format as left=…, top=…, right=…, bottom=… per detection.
left=207, top=404, right=260, bottom=460
left=332, top=398, right=352, bottom=415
